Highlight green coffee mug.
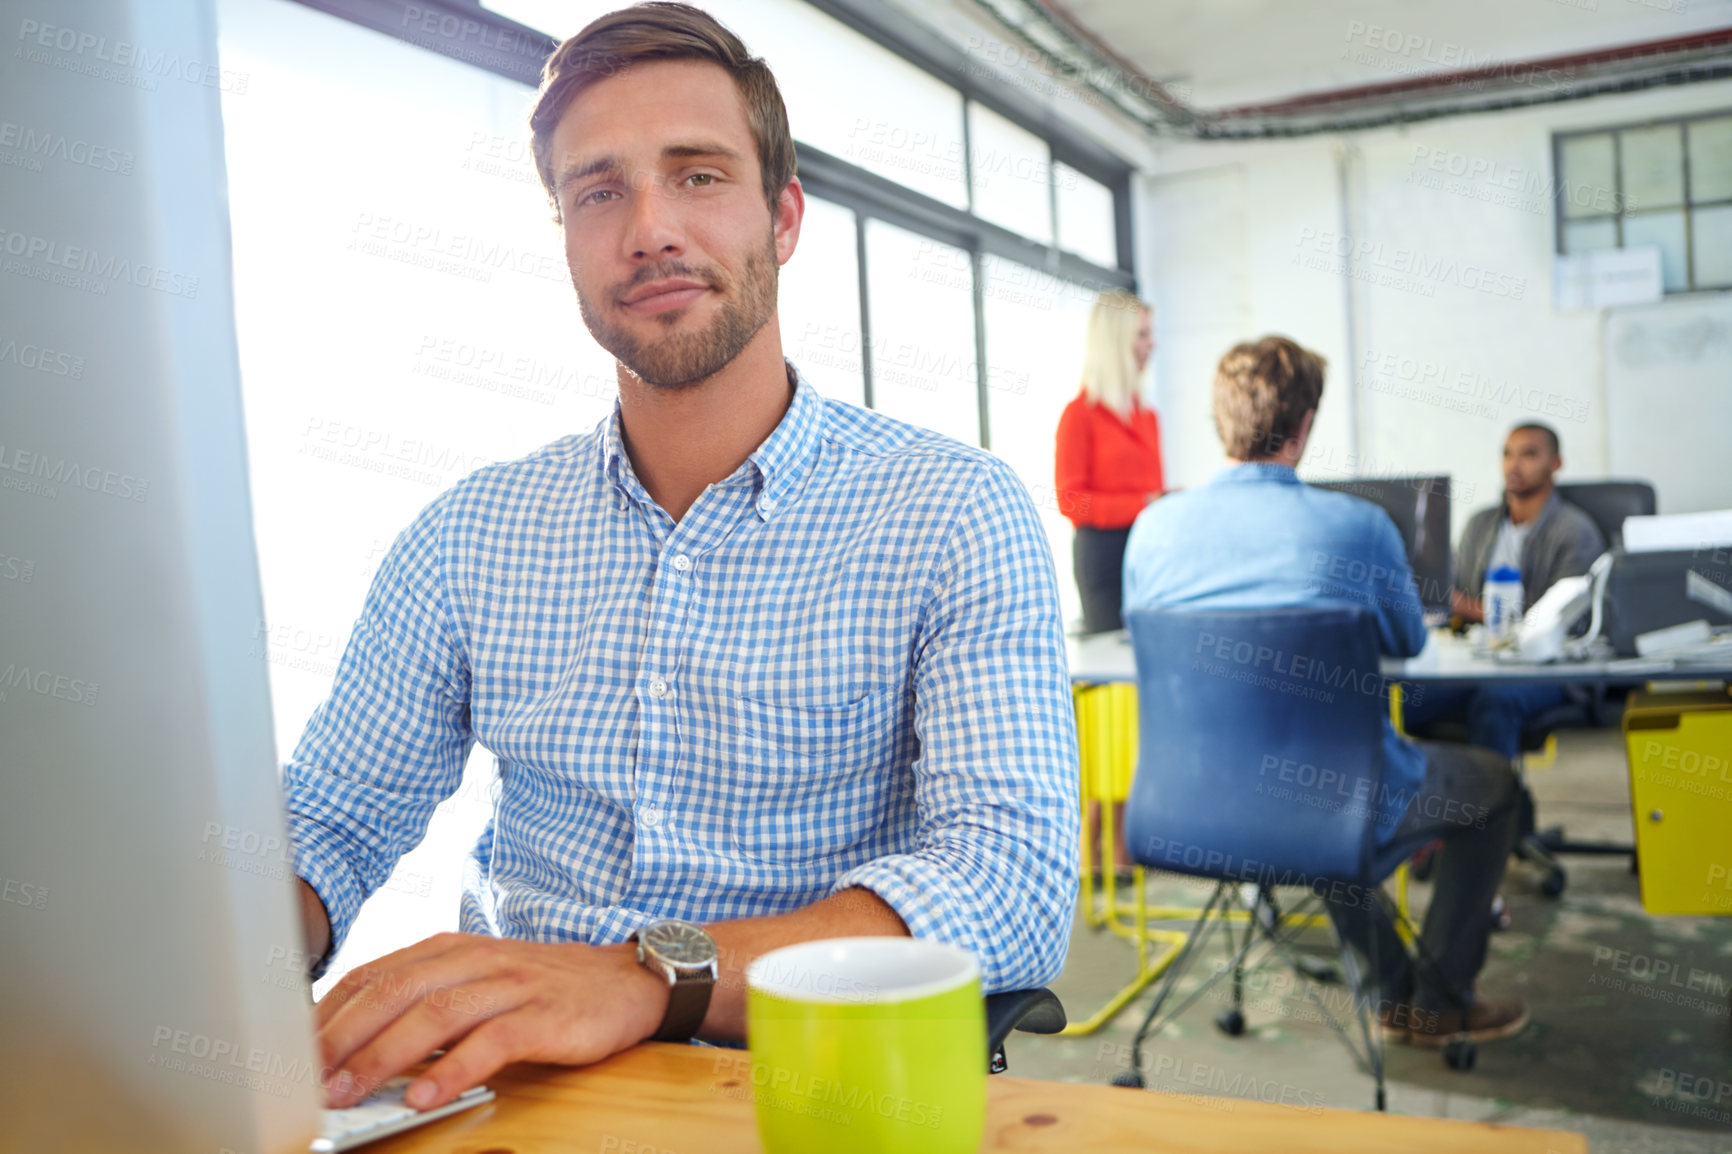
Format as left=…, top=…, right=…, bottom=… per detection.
left=744, top=937, right=986, bottom=1154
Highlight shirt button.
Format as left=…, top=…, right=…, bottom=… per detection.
left=759, top=495, right=777, bottom=514
left=641, top=802, right=662, bottom=829
left=648, top=677, right=668, bottom=699
left=671, top=553, right=691, bottom=572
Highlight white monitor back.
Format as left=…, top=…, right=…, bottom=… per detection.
left=0, top=1, right=318, bottom=1150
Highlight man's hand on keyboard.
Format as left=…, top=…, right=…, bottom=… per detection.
left=314, top=933, right=670, bottom=1111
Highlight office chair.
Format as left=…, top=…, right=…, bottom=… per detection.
left=1555, top=480, right=1656, bottom=551
left=986, top=988, right=1067, bottom=1073
left=722, top=987, right=1062, bottom=1074
left=1109, top=607, right=1478, bottom=1111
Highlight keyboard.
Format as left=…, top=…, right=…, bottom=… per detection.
left=311, top=1077, right=494, bottom=1152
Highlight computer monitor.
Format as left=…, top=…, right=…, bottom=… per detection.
left=1, top=2, right=321, bottom=1149
left=1310, top=476, right=1454, bottom=613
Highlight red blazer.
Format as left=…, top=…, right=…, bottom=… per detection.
left=1054, top=391, right=1165, bottom=530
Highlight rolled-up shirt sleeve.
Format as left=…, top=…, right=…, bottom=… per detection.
left=831, top=461, right=1080, bottom=993
left=283, top=492, right=474, bottom=976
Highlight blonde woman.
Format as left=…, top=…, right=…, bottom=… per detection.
left=1055, top=290, right=1164, bottom=635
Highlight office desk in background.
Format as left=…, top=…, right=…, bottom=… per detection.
left=1384, top=632, right=1732, bottom=687
left=1067, top=629, right=1732, bottom=687
left=371, top=1042, right=1586, bottom=1153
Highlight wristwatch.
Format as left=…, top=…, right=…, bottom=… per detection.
left=631, top=919, right=719, bottom=1042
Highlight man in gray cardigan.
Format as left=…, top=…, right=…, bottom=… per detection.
left=1406, top=423, right=1606, bottom=757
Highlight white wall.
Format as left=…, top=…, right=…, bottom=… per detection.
left=1139, top=78, right=1732, bottom=531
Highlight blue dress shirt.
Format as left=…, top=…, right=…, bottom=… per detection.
left=1122, top=462, right=1428, bottom=840
left=283, top=368, right=1079, bottom=992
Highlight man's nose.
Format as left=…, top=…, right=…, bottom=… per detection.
left=624, top=175, right=684, bottom=259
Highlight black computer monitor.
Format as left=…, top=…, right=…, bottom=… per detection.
left=1310, top=476, right=1453, bottom=613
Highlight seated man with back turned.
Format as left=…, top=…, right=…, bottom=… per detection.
left=1122, top=336, right=1527, bottom=1045
left=284, top=3, right=1078, bottom=1113
left=1403, top=423, right=1607, bottom=757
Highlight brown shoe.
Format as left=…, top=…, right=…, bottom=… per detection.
left=1376, top=1001, right=1423, bottom=1041
left=1405, top=996, right=1529, bottom=1047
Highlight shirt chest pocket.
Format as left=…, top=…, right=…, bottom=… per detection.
left=732, top=564, right=907, bottom=707
left=730, top=686, right=900, bottom=863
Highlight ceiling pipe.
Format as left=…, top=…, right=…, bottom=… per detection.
left=1214, top=26, right=1732, bottom=118
left=969, top=0, right=1732, bottom=138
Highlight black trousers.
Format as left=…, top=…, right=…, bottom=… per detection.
left=1073, top=525, right=1131, bottom=635
left=1323, top=740, right=1519, bottom=1012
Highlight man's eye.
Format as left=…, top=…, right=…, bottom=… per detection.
left=686, top=173, right=715, bottom=187
left=578, top=188, right=617, bottom=207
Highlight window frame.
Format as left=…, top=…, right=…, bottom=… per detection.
left=1552, top=109, right=1732, bottom=295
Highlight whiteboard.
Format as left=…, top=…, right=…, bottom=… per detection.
left=1605, top=295, right=1732, bottom=516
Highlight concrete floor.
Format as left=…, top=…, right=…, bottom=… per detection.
left=1010, top=727, right=1732, bottom=1154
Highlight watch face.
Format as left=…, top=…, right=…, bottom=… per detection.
left=642, top=920, right=716, bottom=967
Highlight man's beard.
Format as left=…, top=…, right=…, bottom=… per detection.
left=577, top=234, right=778, bottom=390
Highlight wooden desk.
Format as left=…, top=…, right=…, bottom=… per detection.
left=373, top=1042, right=1586, bottom=1153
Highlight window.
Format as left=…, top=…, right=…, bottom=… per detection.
left=218, top=0, right=594, bottom=984
left=1554, top=112, right=1732, bottom=293
left=778, top=194, right=865, bottom=407
left=864, top=220, right=981, bottom=445
left=1055, top=161, right=1119, bottom=269
left=980, top=256, right=1098, bottom=627
left=968, top=102, right=1053, bottom=242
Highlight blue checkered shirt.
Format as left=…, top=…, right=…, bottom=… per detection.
left=284, top=368, right=1079, bottom=993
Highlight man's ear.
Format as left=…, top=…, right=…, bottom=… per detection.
left=773, top=176, right=805, bottom=266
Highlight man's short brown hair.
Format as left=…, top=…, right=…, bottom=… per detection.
left=1211, top=336, right=1328, bottom=460
left=528, top=2, right=796, bottom=225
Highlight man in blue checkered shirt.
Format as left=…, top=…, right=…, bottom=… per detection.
left=291, top=3, right=1078, bottom=1112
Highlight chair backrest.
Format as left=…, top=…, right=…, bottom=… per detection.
left=1556, top=481, right=1656, bottom=551
left=1122, top=607, right=1392, bottom=887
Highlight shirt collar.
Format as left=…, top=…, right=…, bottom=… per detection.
left=745, top=362, right=823, bottom=520
left=597, top=360, right=823, bottom=522
left=1212, top=461, right=1301, bottom=485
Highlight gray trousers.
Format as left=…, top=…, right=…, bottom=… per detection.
left=1323, top=740, right=1519, bottom=1012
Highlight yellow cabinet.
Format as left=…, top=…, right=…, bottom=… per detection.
left=1622, top=689, right=1732, bottom=916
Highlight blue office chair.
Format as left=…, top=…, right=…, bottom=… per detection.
left=1108, top=607, right=1475, bottom=1110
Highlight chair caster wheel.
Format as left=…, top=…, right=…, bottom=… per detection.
left=1215, top=1009, right=1246, bottom=1037
left=1444, top=1039, right=1477, bottom=1071
left=1111, top=1070, right=1146, bottom=1089
left=1540, top=869, right=1566, bottom=898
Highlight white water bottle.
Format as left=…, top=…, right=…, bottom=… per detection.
left=1483, top=565, right=1524, bottom=645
